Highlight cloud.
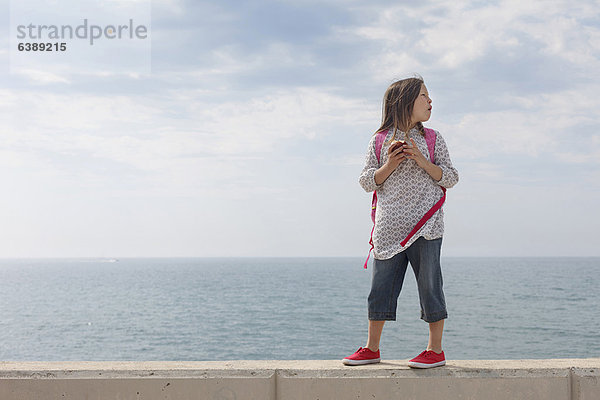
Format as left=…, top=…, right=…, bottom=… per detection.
left=445, top=81, right=600, bottom=158
left=345, top=1, right=600, bottom=98
left=0, top=85, right=376, bottom=197
left=12, top=68, right=71, bottom=84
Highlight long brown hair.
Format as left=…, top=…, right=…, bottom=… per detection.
left=375, top=76, right=425, bottom=143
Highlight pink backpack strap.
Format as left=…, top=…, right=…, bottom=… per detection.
left=374, top=129, right=388, bottom=163
left=423, top=127, right=436, bottom=163
left=400, top=186, right=446, bottom=247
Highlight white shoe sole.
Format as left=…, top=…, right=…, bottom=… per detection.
left=408, top=360, right=446, bottom=368
left=342, top=357, right=381, bottom=366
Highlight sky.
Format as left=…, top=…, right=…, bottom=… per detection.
left=0, top=0, right=599, bottom=258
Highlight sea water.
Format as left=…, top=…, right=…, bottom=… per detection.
left=0, top=257, right=598, bottom=361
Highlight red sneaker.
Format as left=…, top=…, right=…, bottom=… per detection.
left=408, top=350, right=446, bottom=368
left=342, top=347, right=381, bottom=365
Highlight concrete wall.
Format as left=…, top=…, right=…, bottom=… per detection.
left=1, top=359, right=598, bottom=400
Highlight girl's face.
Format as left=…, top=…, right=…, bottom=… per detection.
left=410, top=84, right=432, bottom=125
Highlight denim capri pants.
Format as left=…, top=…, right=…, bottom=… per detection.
left=368, top=236, right=448, bottom=323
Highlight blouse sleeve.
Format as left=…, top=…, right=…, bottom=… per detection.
left=433, top=131, right=459, bottom=189
left=358, top=134, right=384, bottom=193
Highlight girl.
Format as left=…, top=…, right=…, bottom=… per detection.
left=343, top=76, right=459, bottom=368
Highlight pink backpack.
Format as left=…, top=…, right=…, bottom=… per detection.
left=363, top=127, right=447, bottom=268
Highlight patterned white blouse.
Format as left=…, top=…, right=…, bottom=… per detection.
left=359, top=127, right=459, bottom=260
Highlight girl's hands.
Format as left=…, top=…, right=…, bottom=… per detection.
left=377, top=138, right=443, bottom=184
left=403, top=138, right=429, bottom=169
left=376, top=138, right=442, bottom=184
left=385, top=142, right=407, bottom=170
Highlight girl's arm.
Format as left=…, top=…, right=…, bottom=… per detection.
left=374, top=162, right=399, bottom=185
left=421, top=161, right=443, bottom=182
left=358, top=135, right=383, bottom=192
left=432, top=132, right=459, bottom=188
